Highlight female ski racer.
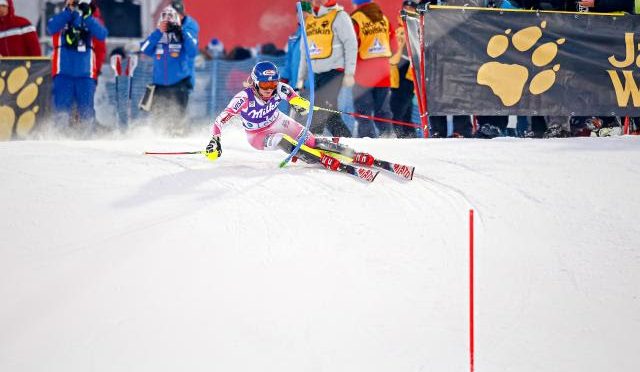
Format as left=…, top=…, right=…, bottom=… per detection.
left=204, top=61, right=373, bottom=171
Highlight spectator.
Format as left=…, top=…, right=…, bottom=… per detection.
left=350, top=0, right=397, bottom=138
left=0, top=0, right=41, bottom=57
left=389, top=0, right=418, bottom=138
left=280, top=1, right=311, bottom=86
left=226, top=46, right=251, bottom=60
left=428, top=116, right=474, bottom=138
left=280, top=1, right=311, bottom=118
left=297, top=0, right=356, bottom=138
left=47, top=0, right=108, bottom=136
left=170, top=0, right=199, bottom=88
left=140, top=5, right=198, bottom=135
left=260, top=42, right=285, bottom=57
left=202, top=37, right=224, bottom=60
left=90, top=1, right=106, bottom=76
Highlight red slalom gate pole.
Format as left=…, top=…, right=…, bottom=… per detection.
left=313, top=106, right=420, bottom=128
left=623, top=116, right=630, bottom=135
left=144, top=151, right=205, bottom=155
left=469, top=209, right=475, bottom=372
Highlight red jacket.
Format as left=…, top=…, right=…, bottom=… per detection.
left=0, top=0, right=42, bottom=57
left=91, top=5, right=106, bottom=74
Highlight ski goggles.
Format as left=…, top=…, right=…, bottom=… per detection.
left=257, top=81, right=278, bottom=90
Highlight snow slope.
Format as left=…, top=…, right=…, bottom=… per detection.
left=1, top=129, right=639, bottom=372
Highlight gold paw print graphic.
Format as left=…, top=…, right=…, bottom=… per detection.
left=0, top=62, right=42, bottom=141
left=477, top=21, right=565, bottom=106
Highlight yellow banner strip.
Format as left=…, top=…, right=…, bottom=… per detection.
left=428, top=5, right=625, bottom=17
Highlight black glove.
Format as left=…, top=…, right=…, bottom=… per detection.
left=292, top=105, right=309, bottom=116
left=167, top=22, right=182, bottom=34
left=205, top=136, right=221, bottom=161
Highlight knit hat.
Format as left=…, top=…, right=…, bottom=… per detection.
left=0, top=0, right=8, bottom=6
left=171, top=0, right=185, bottom=15
left=353, top=0, right=372, bottom=5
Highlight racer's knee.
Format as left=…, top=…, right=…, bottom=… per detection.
left=264, top=133, right=285, bottom=151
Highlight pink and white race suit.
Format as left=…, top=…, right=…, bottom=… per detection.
left=211, top=82, right=316, bottom=150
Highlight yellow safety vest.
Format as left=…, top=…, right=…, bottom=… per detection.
left=351, top=11, right=392, bottom=60
left=305, top=10, right=339, bottom=60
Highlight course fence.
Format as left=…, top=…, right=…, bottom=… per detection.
left=97, top=55, right=424, bottom=137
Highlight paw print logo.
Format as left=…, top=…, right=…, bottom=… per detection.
left=477, top=21, right=565, bottom=106
left=0, top=62, right=42, bottom=141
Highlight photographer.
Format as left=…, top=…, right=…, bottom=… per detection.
left=139, top=5, right=198, bottom=135
left=47, top=0, right=107, bottom=136
left=169, top=0, right=199, bottom=89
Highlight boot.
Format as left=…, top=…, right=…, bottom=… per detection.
left=319, top=153, right=341, bottom=171
left=353, top=152, right=374, bottom=166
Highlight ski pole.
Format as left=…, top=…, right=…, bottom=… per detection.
left=312, top=106, right=420, bottom=128
left=144, top=151, right=205, bottom=155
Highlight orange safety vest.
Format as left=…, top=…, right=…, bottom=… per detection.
left=305, top=10, right=339, bottom=60
left=351, top=11, right=392, bottom=60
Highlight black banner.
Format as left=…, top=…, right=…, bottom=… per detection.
left=423, top=7, right=640, bottom=116
left=0, top=58, right=52, bottom=140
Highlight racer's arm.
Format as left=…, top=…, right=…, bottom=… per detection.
left=278, top=82, right=311, bottom=115
left=211, top=92, right=249, bottom=137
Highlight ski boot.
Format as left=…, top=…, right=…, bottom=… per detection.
left=352, top=152, right=374, bottom=167
left=319, top=153, right=341, bottom=171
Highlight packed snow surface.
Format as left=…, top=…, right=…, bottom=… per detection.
left=1, top=129, right=639, bottom=372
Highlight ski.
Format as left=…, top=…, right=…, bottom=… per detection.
left=281, top=135, right=379, bottom=183
left=321, top=150, right=414, bottom=181
left=372, top=159, right=415, bottom=181
left=337, top=163, right=379, bottom=182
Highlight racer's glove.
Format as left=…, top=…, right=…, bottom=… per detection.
left=205, top=135, right=221, bottom=161
left=289, top=96, right=310, bottom=116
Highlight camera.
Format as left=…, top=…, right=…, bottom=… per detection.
left=166, top=22, right=182, bottom=34
left=68, top=0, right=92, bottom=17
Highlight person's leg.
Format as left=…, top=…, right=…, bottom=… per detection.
left=372, top=87, right=393, bottom=137
left=353, top=84, right=377, bottom=138
left=313, top=70, right=351, bottom=137
left=516, top=116, right=529, bottom=137
left=74, top=77, right=97, bottom=136
left=452, top=115, right=473, bottom=137
left=52, top=75, right=74, bottom=131
left=150, top=85, right=172, bottom=130
left=428, top=116, right=447, bottom=137
left=392, top=88, right=416, bottom=138
left=172, top=79, right=191, bottom=134
left=252, top=114, right=317, bottom=151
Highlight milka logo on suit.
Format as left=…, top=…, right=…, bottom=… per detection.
left=247, top=100, right=280, bottom=119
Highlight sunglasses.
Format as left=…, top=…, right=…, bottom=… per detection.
left=258, top=81, right=278, bottom=90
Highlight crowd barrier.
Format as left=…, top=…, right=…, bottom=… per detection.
left=0, top=55, right=422, bottom=140
left=98, top=56, right=424, bottom=137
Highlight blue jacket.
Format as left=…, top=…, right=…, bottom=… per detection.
left=280, top=26, right=304, bottom=87
left=47, top=8, right=108, bottom=79
left=182, top=16, right=199, bottom=87
left=140, top=22, right=198, bottom=87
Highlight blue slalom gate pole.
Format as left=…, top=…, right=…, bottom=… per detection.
left=280, top=1, right=315, bottom=168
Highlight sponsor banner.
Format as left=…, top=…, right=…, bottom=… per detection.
left=0, top=58, right=52, bottom=140
left=423, top=7, right=640, bottom=116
